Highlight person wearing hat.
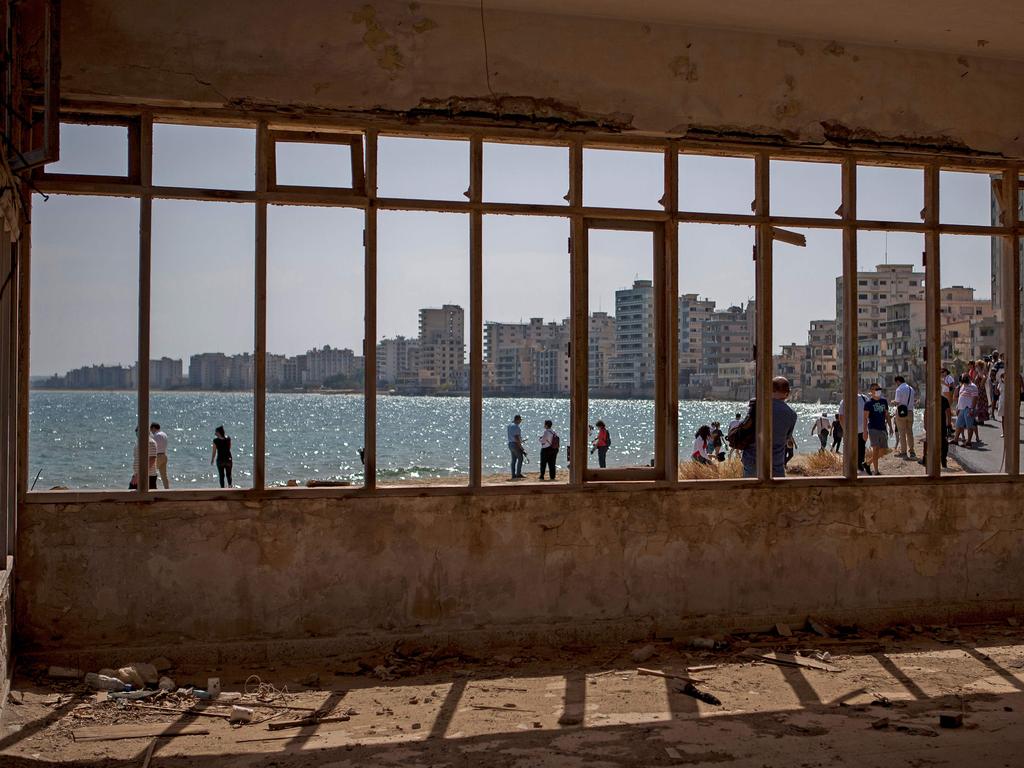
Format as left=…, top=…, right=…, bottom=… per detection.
left=507, top=414, right=525, bottom=479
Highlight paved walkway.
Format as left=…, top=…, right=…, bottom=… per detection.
left=948, top=416, right=1024, bottom=474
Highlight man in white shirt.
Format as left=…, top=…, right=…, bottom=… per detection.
left=838, top=392, right=870, bottom=473
left=810, top=412, right=831, bottom=451
left=892, top=376, right=916, bottom=459
left=130, top=428, right=159, bottom=490
left=150, top=422, right=170, bottom=488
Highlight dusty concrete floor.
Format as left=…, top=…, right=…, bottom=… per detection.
left=3, top=623, right=1023, bottom=767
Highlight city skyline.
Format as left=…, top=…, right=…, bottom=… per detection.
left=30, top=127, right=997, bottom=378
left=37, top=252, right=1000, bottom=404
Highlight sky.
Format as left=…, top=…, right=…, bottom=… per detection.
left=29, top=123, right=998, bottom=376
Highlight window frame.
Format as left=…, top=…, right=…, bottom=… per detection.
left=19, top=106, right=1023, bottom=503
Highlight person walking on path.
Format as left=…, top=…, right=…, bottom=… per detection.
left=810, top=412, right=830, bottom=451
left=538, top=420, right=559, bottom=481
left=830, top=414, right=843, bottom=453
left=211, top=425, right=234, bottom=488
left=741, top=376, right=798, bottom=478
left=862, top=383, right=894, bottom=475
left=150, top=422, right=170, bottom=489
left=591, top=420, right=610, bottom=468
left=129, top=427, right=158, bottom=490
left=507, top=414, right=525, bottom=479
left=892, top=375, right=917, bottom=459
left=838, top=391, right=869, bottom=472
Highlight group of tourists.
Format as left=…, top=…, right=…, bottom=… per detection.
left=129, top=424, right=235, bottom=489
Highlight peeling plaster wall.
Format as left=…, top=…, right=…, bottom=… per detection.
left=16, top=484, right=1024, bottom=656
left=63, top=1, right=1024, bottom=155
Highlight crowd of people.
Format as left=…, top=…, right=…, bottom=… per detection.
left=685, top=350, right=1014, bottom=477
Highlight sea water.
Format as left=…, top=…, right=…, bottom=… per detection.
left=28, top=390, right=922, bottom=490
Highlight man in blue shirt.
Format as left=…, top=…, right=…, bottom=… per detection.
left=742, top=376, right=799, bottom=478
left=862, top=383, right=894, bottom=475
left=507, top=414, right=525, bottom=479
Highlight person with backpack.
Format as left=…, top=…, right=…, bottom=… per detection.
left=538, top=420, right=560, bottom=481
left=591, top=420, right=611, bottom=468
left=735, top=376, right=798, bottom=478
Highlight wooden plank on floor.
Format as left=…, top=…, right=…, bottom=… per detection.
left=758, top=652, right=842, bottom=673
left=72, top=723, right=209, bottom=742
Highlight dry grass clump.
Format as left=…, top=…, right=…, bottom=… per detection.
left=786, top=450, right=843, bottom=476
left=678, top=457, right=745, bottom=480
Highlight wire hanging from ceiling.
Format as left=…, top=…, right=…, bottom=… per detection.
left=479, top=0, right=498, bottom=100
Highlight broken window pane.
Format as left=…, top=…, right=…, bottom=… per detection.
left=678, top=223, right=756, bottom=480
left=679, top=154, right=755, bottom=215
left=151, top=200, right=256, bottom=489
left=856, top=231, right=926, bottom=476
left=377, top=137, right=469, bottom=201
left=483, top=142, right=568, bottom=206
left=857, top=165, right=924, bottom=222
left=583, top=147, right=663, bottom=210
left=377, top=211, right=469, bottom=485
left=266, top=206, right=365, bottom=488
left=45, top=123, right=129, bottom=177
left=274, top=140, right=354, bottom=188
left=772, top=228, right=843, bottom=477
left=587, top=228, right=657, bottom=469
left=152, top=124, right=256, bottom=190
left=940, top=233, right=1005, bottom=475
left=29, top=195, right=139, bottom=491
left=482, top=215, right=570, bottom=486
left=770, top=159, right=841, bottom=219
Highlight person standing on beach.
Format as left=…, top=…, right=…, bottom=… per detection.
left=538, top=419, right=558, bottom=481
left=507, top=414, right=525, bottom=479
left=211, top=425, right=234, bottom=488
left=810, top=412, right=830, bottom=451
left=150, top=422, right=170, bottom=488
left=918, top=392, right=952, bottom=470
left=838, top=390, right=869, bottom=473
left=892, top=375, right=916, bottom=459
left=129, top=427, right=159, bottom=490
left=862, top=383, right=893, bottom=475
left=740, top=376, right=798, bottom=478
left=591, top=420, right=610, bottom=468
left=830, top=414, right=843, bottom=452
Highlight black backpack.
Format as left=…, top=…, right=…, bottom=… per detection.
left=550, top=432, right=560, bottom=451
left=727, top=401, right=756, bottom=450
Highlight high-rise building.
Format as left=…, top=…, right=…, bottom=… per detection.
left=608, top=280, right=656, bottom=394
left=377, top=335, right=420, bottom=388
left=417, top=305, right=465, bottom=390
left=588, top=312, right=616, bottom=391
left=678, top=293, right=715, bottom=386
left=484, top=317, right=569, bottom=394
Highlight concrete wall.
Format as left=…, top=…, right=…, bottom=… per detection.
left=16, top=484, right=1024, bottom=657
left=63, top=1, right=1024, bottom=157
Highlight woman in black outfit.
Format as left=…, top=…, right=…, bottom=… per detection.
left=211, top=425, right=233, bottom=488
